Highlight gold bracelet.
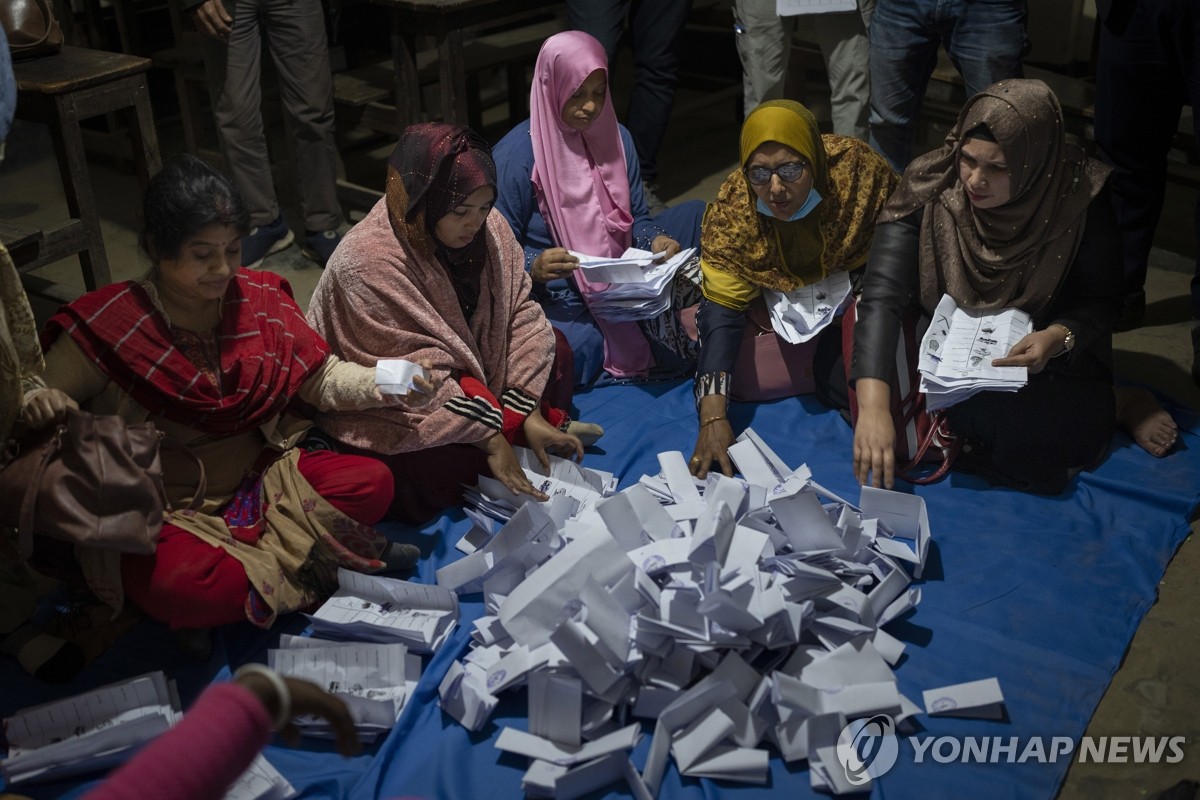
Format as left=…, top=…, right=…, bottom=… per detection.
left=700, top=415, right=727, bottom=428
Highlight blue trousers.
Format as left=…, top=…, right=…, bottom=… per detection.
left=868, top=0, right=1027, bottom=171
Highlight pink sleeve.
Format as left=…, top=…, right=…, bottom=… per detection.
left=82, top=682, right=273, bottom=800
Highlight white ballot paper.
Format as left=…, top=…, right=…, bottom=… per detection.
left=268, top=642, right=418, bottom=742
left=374, top=358, right=428, bottom=396
left=223, top=755, right=296, bottom=800
left=923, top=677, right=1006, bottom=719
left=1, top=671, right=181, bottom=785
left=437, top=427, right=941, bottom=796
left=778, top=0, right=856, bottom=14
left=308, top=568, right=459, bottom=653
left=569, top=247, right=684, bottom=284
left=763, top=270, right=852, bottom=344
left=918, top=293, right=1032, bottom=410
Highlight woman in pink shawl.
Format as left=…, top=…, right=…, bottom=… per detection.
left=493, top=30, right=706, bottom=386
left=308, top=124, right=601, bottom=523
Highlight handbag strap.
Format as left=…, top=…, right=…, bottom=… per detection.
left=16, top=425, right=64, bottom=560
left=899, top=412, right=962, bottom=485
left=160, top=436, right=208, bottom=512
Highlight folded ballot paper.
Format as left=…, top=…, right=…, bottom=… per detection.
left=267, top=638, right=421, bottom=743
left=918, top=293, right=1032, bottom=411
left=433, top=428, right=978, bottom=796
left=375, top=358, right=428, bottom=396
left=763, top=270, right=852, bottom=344
left=307, top=568, right=459, bottom=654
left=1, top=671, right=295, bottom=799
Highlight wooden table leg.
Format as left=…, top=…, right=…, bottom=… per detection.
left=125, top=76, right=162, bottom=193
left=391, top=11, right=423, bottom=132
left=437, top=29, right=467, bottom=124
left=50, top=94, right=112, bottom=291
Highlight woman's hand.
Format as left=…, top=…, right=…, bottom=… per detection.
left=477, top=433, right=549, bottom=501
left=191, top=0, right=233, bottom=39
left=689, top=395, right=733, bottom=478
left=21, top=389, right=78, bottom=430
left=523, top=410, right=584, bottom=468
left=852, top=378, right=895, bottom=489
left=378, top=360, right=442, bottom=407
left=531, top=248, right=580, bottom=283
left=651, top=235, right=681, bottom=262
left=235, top=672, right=362, bottom=758
left=991, top=328, right=1062, bottom=374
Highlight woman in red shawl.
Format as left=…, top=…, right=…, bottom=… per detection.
left=21, top=155, right=428, bottom=653
left=308, top=124, right=600, bottom=522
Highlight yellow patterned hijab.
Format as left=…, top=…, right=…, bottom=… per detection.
left=701, top=100, right=897, bottom=307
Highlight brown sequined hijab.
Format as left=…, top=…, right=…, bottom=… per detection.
left=879, top=79, right=1111, bottom=317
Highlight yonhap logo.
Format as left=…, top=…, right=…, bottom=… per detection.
left=837, top=714, right=900, bottom=785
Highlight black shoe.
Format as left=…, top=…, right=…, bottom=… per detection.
left=382, top=542, right=420, bottom=571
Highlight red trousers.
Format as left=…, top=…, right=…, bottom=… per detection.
left=121, top=450, right=394, bottom=630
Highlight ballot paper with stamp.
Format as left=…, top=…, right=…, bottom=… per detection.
left=763, top=270, right=852, bottom=344
left=1, top=671, right=182, bottom=786
left=269, top=641, right=419, bottom=741
left=308, top=568, right=459, bottom=653
left=918, top=293, right=1032, bottom=410
left=375, top=359, right=428, bottom=396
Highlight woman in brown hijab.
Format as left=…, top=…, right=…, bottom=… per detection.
left=850, top=79, right=1177, bottom=494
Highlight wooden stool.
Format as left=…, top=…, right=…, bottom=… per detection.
left=11, top=46, right=162, bottom=292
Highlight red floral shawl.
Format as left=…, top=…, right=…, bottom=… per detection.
left=42, top=269, right=329, bottom=436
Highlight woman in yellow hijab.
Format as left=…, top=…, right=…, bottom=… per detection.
left=689, top=100, right=897, bottom=477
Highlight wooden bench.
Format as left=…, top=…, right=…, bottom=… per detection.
left=0, top=219, right=86, bottom=304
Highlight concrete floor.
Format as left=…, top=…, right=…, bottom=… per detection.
left=2, top=42, right=1197, bottom=799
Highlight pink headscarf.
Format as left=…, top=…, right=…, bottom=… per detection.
left=529, top=30, right=652, bottom=378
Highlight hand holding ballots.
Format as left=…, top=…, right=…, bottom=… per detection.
left=375, top=359, right=429, bottom=396
left=569, top=247, right=698, bottom=322
left=918, top=293, right=1033, bottom=411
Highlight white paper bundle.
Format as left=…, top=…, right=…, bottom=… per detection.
left=307, top=569, right=459, bottom=653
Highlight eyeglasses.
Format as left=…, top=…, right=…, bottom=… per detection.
left=744, top=162, right=808, bottom=186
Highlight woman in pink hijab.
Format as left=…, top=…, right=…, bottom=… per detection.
left=493, top=30, right=705, bottom=386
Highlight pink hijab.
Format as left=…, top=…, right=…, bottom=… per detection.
left=529, top=30, right=652, bottom=378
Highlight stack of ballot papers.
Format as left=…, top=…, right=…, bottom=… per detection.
left=568, top=247, right=697, bottom=322
left=435, top=428, right=1002, bottom=796
left=307, top=569, right=459, bottom=654
left=918, top=293, right=1033, bottom=411
left=267, top=637, right=421, bottom=743
left=763, top=270, right=852, bottom=343
left=1, top=671, right=295, bottom=799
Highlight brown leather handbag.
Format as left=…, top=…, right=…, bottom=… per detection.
left=1, top=0, right=65, bottom=61
left=0, top=408, right=205, bottom=559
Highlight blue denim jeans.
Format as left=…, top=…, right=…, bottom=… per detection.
left=565, top=0, right=693, bottom=184
left=868, top=0, right=1027, bottom=170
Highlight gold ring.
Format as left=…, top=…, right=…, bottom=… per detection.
left=690, top=456, right=701, bottom=463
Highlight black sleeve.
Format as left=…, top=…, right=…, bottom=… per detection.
left=1042, top=184, right=1124, bottom=359
left=848, top=210, right=923, bottom=386
left=693, top=299, right=747, bottom=405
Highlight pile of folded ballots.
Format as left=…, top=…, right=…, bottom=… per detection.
left=435, top=428, right=1005, bottom=798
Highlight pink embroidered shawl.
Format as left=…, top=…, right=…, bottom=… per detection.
left=307, top=199, right=555, bottom=454
left=529, top=30, right=653, bottom=377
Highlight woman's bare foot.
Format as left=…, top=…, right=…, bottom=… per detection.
left=1114, top=386, right=1179, bottom=457
left=566, top=421, right=604, bottom=447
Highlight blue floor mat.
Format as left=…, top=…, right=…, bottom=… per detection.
left=3, top=380, right=1197, bottom=799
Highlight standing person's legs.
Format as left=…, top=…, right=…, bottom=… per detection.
left=812, top=0, right=873, bottom=140
left=624, top=0, right=694, bottom=185
left=1093, top=0, right=1184, bottom=326
left=734, top=0, right=787, bottom=115
left=261, top=0, right=343, bottom=235
left=942, top=0, right=1026, bottom=100
left=565, top=0, right=628, bottom=67
left=202, top=0, right=279, bottom=228
left=867, top=0, right=939, bottom=170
